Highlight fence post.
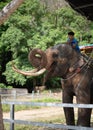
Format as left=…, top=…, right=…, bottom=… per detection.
left=32, top=91, right=34, bottom=99
left=10, top=104, right=14, bottom=130
left=0, top=95, right=4, bottom=130
left=12, top=90, right=17, bottom=99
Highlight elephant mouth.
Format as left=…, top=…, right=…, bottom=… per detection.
left=12, top=49, right=47, bottom=76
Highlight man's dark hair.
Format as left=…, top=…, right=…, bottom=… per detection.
left=68, top=31, right=74, bottom=36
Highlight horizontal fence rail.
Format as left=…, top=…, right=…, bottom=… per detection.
left=2, top=101, right=93, bottom=130
left=2, top=101, right=93, bottom=108
left=3, top=119, right=93, bottom=130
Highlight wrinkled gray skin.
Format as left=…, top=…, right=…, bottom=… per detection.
left=38, top=44, right=93, bottom=128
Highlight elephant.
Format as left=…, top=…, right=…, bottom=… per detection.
left=12, top=43, right=93, bottom=128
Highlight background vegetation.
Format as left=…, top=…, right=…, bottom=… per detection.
left=0, top=0, right=93, bottom=92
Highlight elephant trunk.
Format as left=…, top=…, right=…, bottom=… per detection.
left=12, top=48, right=47, bottom=76
left=28, top=48, right=47, bottom=69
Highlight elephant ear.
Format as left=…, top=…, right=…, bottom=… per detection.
left=69, top=57, right=85, bottom=72
left=28, top=48, right=47, bottom=69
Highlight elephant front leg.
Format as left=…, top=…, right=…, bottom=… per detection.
left=62, top=90, right=75, bottom=126
left=76, top=89, right=92, bottom=127
left=77, top=108, right=92, bottom=127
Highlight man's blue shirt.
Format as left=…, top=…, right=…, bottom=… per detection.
left=67, top=38, right=80, bottom=53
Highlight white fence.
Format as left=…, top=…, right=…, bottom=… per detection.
left=2, top=100, right=93, bottom=130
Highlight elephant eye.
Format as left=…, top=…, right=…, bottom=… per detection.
left=52, top=53, right=58, bottom=58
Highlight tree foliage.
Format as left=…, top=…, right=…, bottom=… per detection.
left=0, top=0, right=93, bottom=90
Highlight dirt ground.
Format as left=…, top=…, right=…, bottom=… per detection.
left=3, top=104, right=67, bottom=130
left=3, top=107, right=65, bottom=121
left=3, top=92, right=67, bottom=130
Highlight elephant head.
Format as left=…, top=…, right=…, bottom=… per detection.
left=12, top=44, right=83, bottom=82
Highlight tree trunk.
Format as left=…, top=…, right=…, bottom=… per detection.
left=0, top=96, right=4, bottom=130
left=0, top=0, right=24, bottom=25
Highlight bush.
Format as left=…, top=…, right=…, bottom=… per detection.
left=0, top=83, right=6, bottom=88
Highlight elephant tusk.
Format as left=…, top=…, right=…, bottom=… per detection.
left=12, top=64, right=38, bottom=73
left=12, top=64, right=46, bottom=76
